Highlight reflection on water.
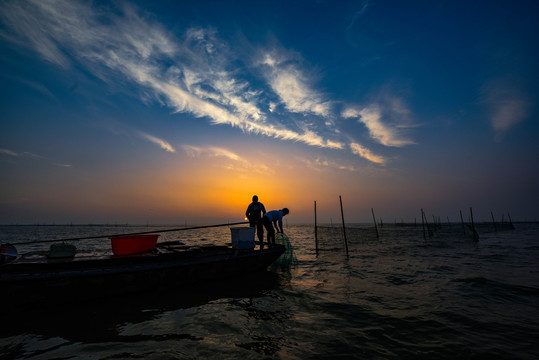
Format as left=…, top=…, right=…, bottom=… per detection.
left=1, top=224, right=539, bottom=359
left=1, top=270, right=285, bottom=359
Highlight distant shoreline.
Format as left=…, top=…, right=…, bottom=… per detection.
left=1, top=221, right=538, bottom=227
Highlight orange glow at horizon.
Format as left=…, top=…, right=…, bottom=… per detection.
left=147, top=155, right=327, bottom=222
left=8, top=146, right=379, bottom=224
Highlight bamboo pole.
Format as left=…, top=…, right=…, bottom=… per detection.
left=339, top=196, right=349, bottom=256
left=470, top=207, right=479, bottom=240
left=314, top=200, right=318, bottom=253
left=507, top=212, right=515, bottom=229
left=371, top=208, right=379, bottom=238
left=491, top=211, right=497, bottom=232
left=10, top=221, right=250, bottom=245
left=423, top=209, right=432, bottom=237
left=421, top=208, right=426, bottom=240
left=460, top=210, right=465, bottom=235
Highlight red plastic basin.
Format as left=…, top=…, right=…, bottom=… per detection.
left=110, top=234, right=159, bottom=255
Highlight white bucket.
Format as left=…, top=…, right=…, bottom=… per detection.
left=230, top=227, right=255, bottom=249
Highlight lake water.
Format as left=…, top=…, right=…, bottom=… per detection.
left=1, top=223, right=538, bottom=359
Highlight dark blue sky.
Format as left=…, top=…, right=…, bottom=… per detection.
left=1, top=0, right=538, bottom=224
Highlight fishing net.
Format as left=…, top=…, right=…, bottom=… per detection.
left=315, top=226, right=348, bottom=251
left=272, top=233, right=297, bottom=269
left=315, top=225, right=380, bottom=251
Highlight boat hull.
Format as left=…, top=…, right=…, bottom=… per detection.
left=0, top=245, right=285, bottom=306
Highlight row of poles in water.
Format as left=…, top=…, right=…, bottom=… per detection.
left=313, top=196, right=514, bottom=255
left=313, top=196, right=349, bottom=255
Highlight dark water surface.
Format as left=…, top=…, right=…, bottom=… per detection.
left=1, top=223, right=538, bottom=359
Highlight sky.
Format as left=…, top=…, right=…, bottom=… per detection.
left=1, top=0, right=538, bottom=225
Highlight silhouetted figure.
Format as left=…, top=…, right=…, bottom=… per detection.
left=245, top=195, right=266, bottom=246
left=262, top=208, right=289, bottom=248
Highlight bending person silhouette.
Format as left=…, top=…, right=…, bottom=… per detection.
left=262, top=208, right=289, bottom=248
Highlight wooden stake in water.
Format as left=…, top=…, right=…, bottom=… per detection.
left=314, top=200, right=318, bottom=254
left=508, top=212, right=515, bottom=229
left=470, top=207, right=479, bottom=241
left=460, top=210, right=465, bottom=235
left=371, top=208, right=379, bottom=238
left=491, top=211, right=497, bottom=232
left=421, top=208, right=426, bottom=240
left=422, top=209, right=433, bottom=237
left=339, top=196, right=349, bottom=256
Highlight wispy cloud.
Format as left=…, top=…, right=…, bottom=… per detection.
left=0, top=148, right=42, bottom=158
left=182, top=145, right=272, bottom=174
left=347, top=0, right=369, bottom=30
left=182, top=145, right=239, bottom=161
left=0, top=149, right=18, bottom=156
left=0, top=148, right=73, bottom=167
left=300, top=156, right=358, bottom=172
left=481, top=79, right=528, bottom=134
left=349, top=142, right=386, bottom=165
left=138, top=132, right=176, bottom=153
left=342, top=100, right=415, bottom=147
left=261, top=53, right=331, bottom=117
left=490, top=99, right=527, bottom=132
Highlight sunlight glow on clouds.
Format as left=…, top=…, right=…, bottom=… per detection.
left=182, top=145, right=272, bottom=175
left=182, top=145, right=240, bottom=161
left=139, top=132, right=176, bottom=153
left=300, top=156, right=358, bottom=172
left=0, top=0, right=415, bottom=165
left=349, top=142, right=386, bottom=165
left=261, top=54, right=331, bottom=117
left=342, top=105, right=415, bottom=147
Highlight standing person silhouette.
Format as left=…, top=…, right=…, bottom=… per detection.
left=262, top=208, right=289, bottom=248
left=245, top=195, right=266, bottom=247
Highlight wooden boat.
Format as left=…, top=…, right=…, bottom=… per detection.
left=0, top=240, right=285, bottom=306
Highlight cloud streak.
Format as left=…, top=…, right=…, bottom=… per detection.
left=300, top=156, right=359, bottom=172
left=261, top=53, right=331, bottom=117
left=139, top=132, right=176, bottom=153
left=0, top=149, right=18, bottom=157
left=349, top=142, right=386, bottom=165
left=0, top=148, right=42, bottom=158
left=342, top=104, right=415, bottom=147
left=0, top=148, right=73, bottom=167
left=182, top=145, right=272, bottom=174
